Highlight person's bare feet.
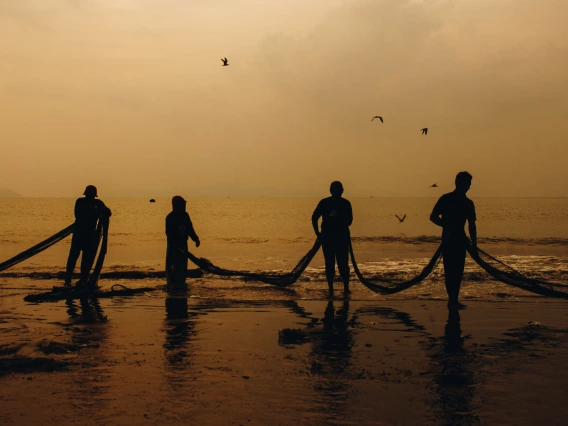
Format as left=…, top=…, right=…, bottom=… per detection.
left=447, top=301, right=467, bottom=310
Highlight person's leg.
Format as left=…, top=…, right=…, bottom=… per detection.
left=442, top=241, right=467, bottom=307
left=171, top=245, right=188, bottom=287
left=79, top=237, right=98, bottom=284
left=336, top=238, right=350, bottom=294
left=321, top=236, right=336, bottom=293
left=165, top=246, right=175, bottom=286
left=65, top=236, right=82, bottom=284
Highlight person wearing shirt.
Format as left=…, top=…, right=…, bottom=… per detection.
left=430, top=172, right=477, bottom=309
left=65, top=185, right=112, bottom=286
left=165, top=195, right=200, bottom=287
left=312, top=181, right=353, bottom=295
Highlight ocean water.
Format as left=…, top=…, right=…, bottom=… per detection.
left=1, top=197, right=568, bottom=301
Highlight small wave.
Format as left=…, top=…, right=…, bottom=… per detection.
left=206, top=235, right=568, bottom=246
left=0, top=269, right=204, bottom=280
left=217, top=238, right=270, bottom=244
left=353, top=235, right=568, bottom=246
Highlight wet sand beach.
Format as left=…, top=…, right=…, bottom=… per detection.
left=1, top=284, right=567, bottom=426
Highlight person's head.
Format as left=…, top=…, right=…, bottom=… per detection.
left=329, top=181, right=344, bottom=197
left=172, top=195, right=187, bottom=212
left=455, top=171, right=472, bottom=193
left=83, top=185, right=98, bottom=199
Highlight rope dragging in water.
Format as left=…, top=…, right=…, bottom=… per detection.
left=0, top=224, right=74, bottom=272
left=2, top=224, right=568, bottom=299
left=184, top=238, right=568, bottom=299
left=185, top=240, right=322, bottom=286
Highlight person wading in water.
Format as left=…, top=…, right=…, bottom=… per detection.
left=430, top=172, right=477, bottom=309
left=312, top=181, right=353, bottom=296
left=65, top=185, right=112, bottom=287
left=166, top=196, right=200, bottom=287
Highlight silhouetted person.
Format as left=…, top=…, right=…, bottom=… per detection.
left=430, top=172, right=477, bottom=309
left=312, top=181, right=353, bottom=295
left=166, top=196, right=200, bottom=287
left=65, top=185, right=112, bottom=286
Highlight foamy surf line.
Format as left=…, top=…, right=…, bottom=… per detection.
left=2, top=258, right=568, bottom=283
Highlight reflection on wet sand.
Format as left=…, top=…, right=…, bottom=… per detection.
left=64, top=296, right=112, bottom=419
left=162, top=291, right=208, bottom=400
left=429, top=309, right=479, bottom=426
left=164, top=296, right=198, bottom=366
left=308, top=298, right=356, bottom=420
left=66, top=296, right=107, bottom=323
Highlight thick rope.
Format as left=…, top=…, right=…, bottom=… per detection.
left=466, top=240, right=568, bottom=299
left=87, top=216, right=109, bottom=286
left=348, top=241, right=443, bottom=294
left=4, top=222, right=568, bottom=300
left=185, top=240, right=322, bottom=286
left=0, top=224, right=74, bottom=272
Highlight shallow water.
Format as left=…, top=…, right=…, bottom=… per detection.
left=1, top=197, right=568, bottom=301
left=1, top=296, right=567, bottom=425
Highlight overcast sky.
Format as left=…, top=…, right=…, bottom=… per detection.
left=1, top=0, right=566, bottom=197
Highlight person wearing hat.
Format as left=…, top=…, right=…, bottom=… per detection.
left=65, top=185, right=112, bottom=286
left=312, top=181, right=353, bottom=295
left=165, top=196, right=200, bottom=286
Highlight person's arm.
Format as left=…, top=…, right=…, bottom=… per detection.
left=311, top=202, right=322, bottom=238
left=165, top=214, right=174, bottom=237
left=345, top=201, right=353, bottom=227
left=429, top=197, right=444, bottom=227
left=469, top=221, right=477, bottom=247
left=98, top=200, right=112, bottom=218
left=186, top=214, right=200, bottom=247
left=468, top=202, right=477, bottom=249
left=74, top=199, right=82, bottom=220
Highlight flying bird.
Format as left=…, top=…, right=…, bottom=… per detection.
left=421, top=128, right=428, bottom=135
left=429, top=183, right=438, bottom=189
left=221, top=57, right=229, bottom=66
left=371, top=116, right=383, bottom=123
left=395, top=214, right=407, bottom=223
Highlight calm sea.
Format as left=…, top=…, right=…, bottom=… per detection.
left=1, top=197, right=568, bottom=301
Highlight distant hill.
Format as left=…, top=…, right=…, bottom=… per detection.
left=0, top=188, right=23, bottom=198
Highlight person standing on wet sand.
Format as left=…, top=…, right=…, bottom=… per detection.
left=430, top=172, right=477, bottom=309
left=65, top=185, right=112, bottom=286
left=312, top=181, right=353, bottom=295
left=166, top=196, right=200, bottom=287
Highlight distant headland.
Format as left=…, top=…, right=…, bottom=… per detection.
left=0, top=189, right=23, bottom=198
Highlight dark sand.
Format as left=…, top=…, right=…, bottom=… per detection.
left=1, top=285, right=568, bottom=426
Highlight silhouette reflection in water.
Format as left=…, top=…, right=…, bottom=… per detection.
left=65, top=296, right=107, bottom=323
left=162, top=294, right=204, bottom=399
left=63, top=296, right=110, bottom=416
left=430, top=309, right=479, bottom=425
left=164, top=297, right=196, bottom=365
left=307, top=299, right=356, bottom=420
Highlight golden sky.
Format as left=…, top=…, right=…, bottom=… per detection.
left=1, top=0, right=566, bottom=197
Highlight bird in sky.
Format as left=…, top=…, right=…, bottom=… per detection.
left=395, top=214, right=407, bottom=223
left=371, top=116, right=383, bottom=123
left=421, top=128, right=428, bottom=135
left=221, top=57, right=229, bottom=66
left=429, top=183, right=438, bottom=189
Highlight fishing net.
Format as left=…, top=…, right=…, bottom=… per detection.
left=0, top=224, right=74, bottom=272
left=3, top=221, right=568, bottom=300
left=349, top=242, right=444, bottom=294
left=87, top=216, right=109, bottom=286
left=183, top=239, right=441, bottom=292
left=185, top=240, right=322, bottom=286
left=467, top=240, right=568, bottom=299
left=0, top=218, right=108, bottom=286
left=185, top=237, right=568, bottom=299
